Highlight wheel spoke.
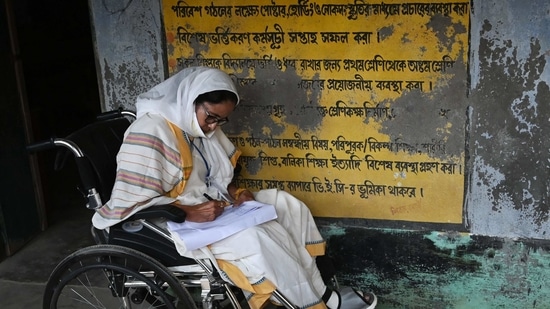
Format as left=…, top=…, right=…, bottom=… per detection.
left=69, top=274, right=107, bottom=308
left=67, top=288, right=107, bottom=309
left=43, top=245, right=197, bottom=309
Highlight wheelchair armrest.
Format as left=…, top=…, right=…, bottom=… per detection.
left=129, top=204, right=186, bottom=223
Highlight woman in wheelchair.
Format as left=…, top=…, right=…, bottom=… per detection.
left=91, top=67, right=377, bottom=309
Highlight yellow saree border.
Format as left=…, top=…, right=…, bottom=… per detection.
left=217, top=259, right=276, bottom=309
left=166, top=121, right=193, bottom=197
left=306, top=241, right=326, bottom=257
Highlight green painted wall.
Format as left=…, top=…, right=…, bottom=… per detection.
left=321, top=227, right=550, bottom=308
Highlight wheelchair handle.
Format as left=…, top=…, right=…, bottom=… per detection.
left=27, top=138, right=84, bottom=157
left=27, top=137, right=103, bottom=209
left=26, top=138, right=56, bottom=153
left=96, top=107, right=136, bottom=121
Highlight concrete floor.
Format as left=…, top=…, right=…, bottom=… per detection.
left=0, top=207, right=282, bottom=309
left=0, top=207, right=95, bottom=309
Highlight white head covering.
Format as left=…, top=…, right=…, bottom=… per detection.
left=135, top=66, right=240, bottom=138
left=135, top=67, right=240, bottom=197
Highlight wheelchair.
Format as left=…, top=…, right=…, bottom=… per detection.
left=28, top=109, right=337, bottom=309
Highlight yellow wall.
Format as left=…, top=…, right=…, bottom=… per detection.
left=162, top=0, right=469, bottom=224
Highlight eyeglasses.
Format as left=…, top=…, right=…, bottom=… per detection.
left=201, top=104, right=229, bottom=126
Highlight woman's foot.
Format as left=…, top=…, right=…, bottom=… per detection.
left=355, top=290, right=377, bottom=309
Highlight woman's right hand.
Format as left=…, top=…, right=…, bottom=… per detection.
left=173, top=201, right=225, bottom=222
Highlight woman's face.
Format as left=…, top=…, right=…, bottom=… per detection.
left=196, top=100, right=236, bottom=134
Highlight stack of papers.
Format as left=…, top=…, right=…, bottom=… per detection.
left=167, top=201, right=278, bottom=251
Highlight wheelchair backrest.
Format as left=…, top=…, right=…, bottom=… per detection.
left=55, top=117, right=131, bottom=204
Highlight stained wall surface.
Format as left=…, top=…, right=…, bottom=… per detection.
left=90, top=0, right=550, bottom=239
left=88, top=1, right=550, bottom=307
left=468, top=0, right=550, bottom=239
left=88, top=0, right=166, bottom=111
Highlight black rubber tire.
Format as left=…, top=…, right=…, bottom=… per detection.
left=42, top=244, right=197, bottom=309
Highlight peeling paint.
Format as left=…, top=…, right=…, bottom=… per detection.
left=89, top=0, right=166, bottom=111
left=225, top=67, right=323, bottom=137
left=102, top=59, right=162, bottom=111
left=469, top=1, right=550, bottom=237
left=379, top=55, right=468, bottom=160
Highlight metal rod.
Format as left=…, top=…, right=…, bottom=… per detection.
left=53, top=139, right=84, bottom=157
left=272, top=290, right=299, bottom=309
left=140, top=220, right=174, bottom=243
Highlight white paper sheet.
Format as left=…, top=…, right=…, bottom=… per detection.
left=167, top=201, right=278, bottom=251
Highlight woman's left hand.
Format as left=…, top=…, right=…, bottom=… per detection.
left=233, top=189, right=254, bottom=206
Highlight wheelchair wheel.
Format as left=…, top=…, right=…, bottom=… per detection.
left=43, top=244, right=197, bottom=309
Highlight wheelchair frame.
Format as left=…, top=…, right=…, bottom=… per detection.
left=28, top=109, right=302, bottom=309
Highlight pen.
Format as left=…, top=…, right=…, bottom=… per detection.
left=203, top=193, right=214, bottom=201
left=204, top=193, right=230, bottom=207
